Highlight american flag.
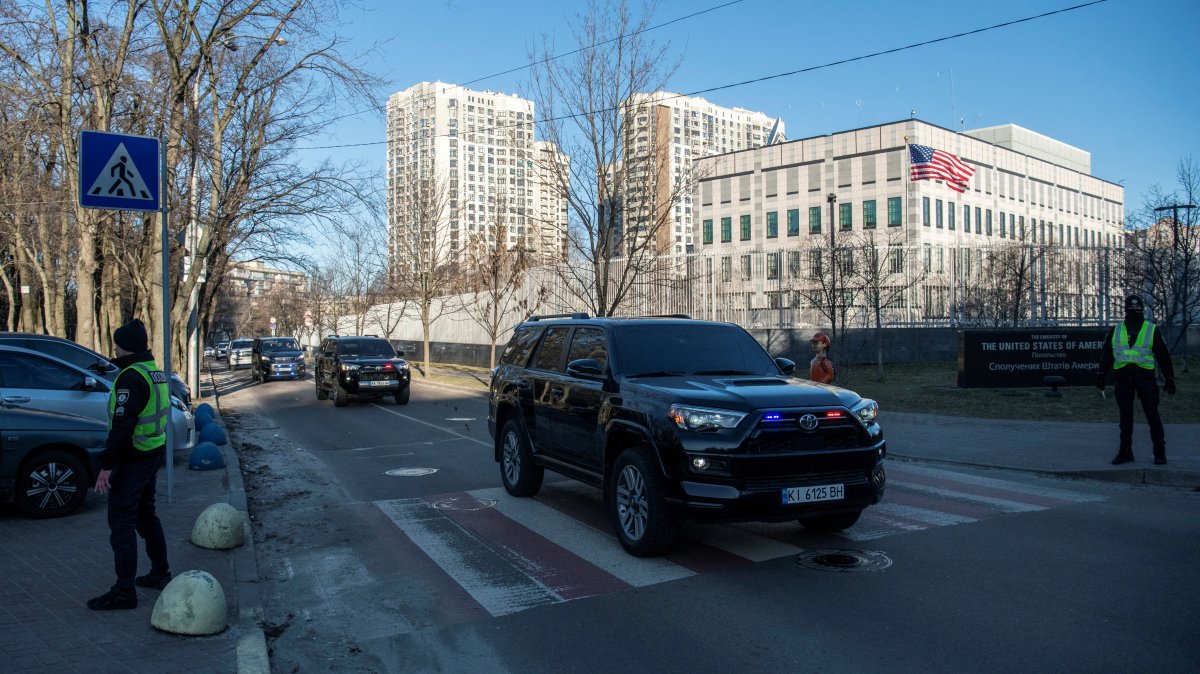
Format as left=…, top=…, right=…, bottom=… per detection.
left=909, top=144, right=975, bottom=193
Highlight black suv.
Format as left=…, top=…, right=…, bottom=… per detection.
left=314, top=335, right=411, bottom=406
left=488, top=315, right=886, bottom=557
left=251, top=336, right=306, bottom=383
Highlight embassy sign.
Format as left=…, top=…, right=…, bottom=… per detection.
left=957, top=328, right=1108, bottom=388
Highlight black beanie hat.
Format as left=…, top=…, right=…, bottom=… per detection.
left=113, top=319, right=149, bottom=352
left=1125, top=295, right=1145, bottom=311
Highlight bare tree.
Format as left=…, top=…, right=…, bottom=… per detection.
left=849, top=230, right=927, bottom=382
left=393, top=172, right=455, bottom=373
left=459, top=202, right=542, bottom=368
left=1122, top=157, right=1200, bottom=369
left=528, top=0, right=696, bottom=317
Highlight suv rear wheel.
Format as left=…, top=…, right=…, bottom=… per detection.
left=500, top=420, right=543, bottom=496
left=798, top=510, right=863, bottom=532
left=16, top=449, right=88, bottom=518
left=609, top=449, right=679, bottom=557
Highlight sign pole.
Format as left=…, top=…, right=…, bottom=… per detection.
left=161, top=140, right=174, bottom=503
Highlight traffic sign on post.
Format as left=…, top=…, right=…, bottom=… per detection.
left=79, top=130, right=160, bottom=211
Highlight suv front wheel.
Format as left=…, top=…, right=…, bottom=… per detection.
left=609, top=449, right=679, bottom=557
left=500, top=420, right=543, bottom=496
left=315, top=377, right=328, bottom=400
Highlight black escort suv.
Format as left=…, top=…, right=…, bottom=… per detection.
left=314, top=335, right=411, bottom=406
left=488, top=315, right=886, bottom=557
left=251, top=336, right=307, bottom=382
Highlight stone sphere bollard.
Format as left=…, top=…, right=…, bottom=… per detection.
left=151, top=570, right=227, bottom=635
left=191, top=502, right=245, bottom=550
left=198, top=423, right=227, bottom=446
left=194, top=402, right=215, bottom=417
left=188, top=441, right=225, bottom=471
left=193, top=408, right=214, bottom=429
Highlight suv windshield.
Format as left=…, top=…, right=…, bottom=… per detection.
left=615, top=324, right=778, bottom=377
left=231, top=339, right=253, bottom=349
left=260, top=338, right=299, bottom=352
left=337, top=339, right=395, bottom=358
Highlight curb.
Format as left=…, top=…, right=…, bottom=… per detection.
left=890, top=453, right=1200, bottom=489
left=204, top=367, right=269, bottom=674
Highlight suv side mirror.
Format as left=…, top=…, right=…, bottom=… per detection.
left=395, top=349, right=405, bottom=358
left=567, top=358, right=604, bottom=379
left=774, top=357, right=796, bottom=375
left=83, top=376, right=100, bottom=391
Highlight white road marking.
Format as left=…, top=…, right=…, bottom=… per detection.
left=872, top=502, right=978, bottom=526
left=469, top=487, right=695, bottom=587
left=370, top=404, right=491, bottom=447
left=375, top=498, right=561, bottom=617
left=890, top=464, right=1107, bottom=502
left=687, top=524, right=805, bottom=562
left=895, top=482, right=1047, bottom=513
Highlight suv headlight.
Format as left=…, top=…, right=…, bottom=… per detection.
left=668, top=404, right=746, bottom=432
left=852, top=398, right=879, bottom=424
left=260, top=355, right=272, bottom=362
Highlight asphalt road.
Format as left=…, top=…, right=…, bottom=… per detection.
left=213, top=361, right=1200, bottom=674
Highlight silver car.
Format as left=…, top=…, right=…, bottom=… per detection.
left=227, top=338, right=253, bottom=370
left=0, top=346, right=195, bottom=451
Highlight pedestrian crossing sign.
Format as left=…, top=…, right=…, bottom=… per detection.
left=78, top=130, right=160, bottom=211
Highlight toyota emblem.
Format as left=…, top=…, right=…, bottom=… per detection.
left=798, top=414, right=819, bottom=431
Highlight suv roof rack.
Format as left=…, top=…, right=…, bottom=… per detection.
left=527, top=313, right=590, bottom=321
left=623, top=314, right=692, bottom=319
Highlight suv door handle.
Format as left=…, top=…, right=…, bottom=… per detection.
left=2, top=396, right=30, bottom=404
left=550, top=385, right=565, bottom=398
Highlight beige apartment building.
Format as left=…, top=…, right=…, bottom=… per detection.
left=386, top=82, right=569, bottom=269
left=622, top=92, right=783, bottom=256
left=692, top=119, right=1125, bottom=326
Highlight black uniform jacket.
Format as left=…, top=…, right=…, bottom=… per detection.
left=100, top=351, right=166, bottom=470
left=1098, top=318, right=1176, bottom=383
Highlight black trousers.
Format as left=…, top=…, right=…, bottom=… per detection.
left=108, top=454, right=169, bottom=591
left=1114, top=377, right=1165, bottom=456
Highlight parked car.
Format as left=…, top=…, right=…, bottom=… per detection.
left=488, top=315, right=887, bottom=557
left=215, top=342, right=230, bottom=359
left=0, top=332, right=191, bottom=406
left=0, top=345, right=196, bottom=452
left=314, top=335, right=410, bottom=406
left=204, top=346, right=216, bottom=358
left=0, top=404, right=107, bottom=518
left=251, top=336, right=306, bottom=383
left=227, top=338, right=253, bottom=370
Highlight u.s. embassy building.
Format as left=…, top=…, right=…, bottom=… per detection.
left=689, top=119, right=1125, bottom=328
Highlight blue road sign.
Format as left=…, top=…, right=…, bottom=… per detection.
left=79, top=130, right=160, bottom=211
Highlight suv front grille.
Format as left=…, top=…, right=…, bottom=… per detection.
left=359, top=372, right=397, bottom=381
left=744, top=427, right=864, bottom=453
left=745, top=470, right=869, bottom=491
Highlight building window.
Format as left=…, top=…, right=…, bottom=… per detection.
left=975, top=207, right=982, bottom=234
left=740, top=214, right=751, bottom=241
left=766, top=211, right=778, bottom=238
left=986, top=209, right=993, bottom=236
left=788, top=250, right=801, bottom=276
left=720, top=217, right=732, bottom=243
left=720, top=256, right=732, bottom=282
left=887, top=197, right=902, bottom=226
left=999, top=211, right=1006, bottom=238
left=863, top=200, right=877, bottom=229
left=964, top=205, right=971, bottom=233
left=889, top=246, right=904, bottom=274
left=839, top=202, right=852, bottom=230
left=787, top=208, right=800, bottom=236
left=702, top=219, right=713, bottom=245
left=922, top=197, right=931, bottom=227
left=948, top=202, right=956, bottom=231
left=767, top=252, right=780, bottom=280
left=740, top=254, right=752, bottom=280
left=809, top=249, right=823, bottom=278
left=809, top=206, right=822, bottom=234
left=936, top=199, right=943, bottom=229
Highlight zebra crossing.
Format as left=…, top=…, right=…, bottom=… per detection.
left=373, top=463, right=1107, bottom=618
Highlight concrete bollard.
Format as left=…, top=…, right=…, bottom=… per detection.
left=198, top=424, right=227, bottom=446
left=188, top=441, right=225, bottom=471
left=150, top=570, right=227, bottom=635
left=191, top=502, right=245, bottom=550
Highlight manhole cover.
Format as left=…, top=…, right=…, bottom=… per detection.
left=794, top=548, right=892, bottom=573
left=432, top=497, right=497, bottom=511
left=384, top=468, right=439, bottom=477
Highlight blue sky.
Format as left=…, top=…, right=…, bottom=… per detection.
left=301, top=0, right=1199, bottom=224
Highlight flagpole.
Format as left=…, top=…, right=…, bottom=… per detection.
left=903, top=132, right=914, bottom=324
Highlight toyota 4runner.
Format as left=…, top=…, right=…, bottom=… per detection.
left=315, top=335, right=411, bottom=406
left=488, top=315, right=886, bottom=557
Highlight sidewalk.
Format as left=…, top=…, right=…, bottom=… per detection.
left=0, top=373, right=263, bottom=674
left=883, top=411, right=1200, bottom=488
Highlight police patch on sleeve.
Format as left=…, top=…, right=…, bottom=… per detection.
left=114, top=406, right=125, bottom=415
left=116, top=389, right=130, bottom=405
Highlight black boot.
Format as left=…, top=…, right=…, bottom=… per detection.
left=87, top=586, right=137, bottom=610
left=135, top=571, right=172, bottom=590
left=1111, top=452, right=1134, bottom=465
left=1153, top=452, right=1167, bottom=465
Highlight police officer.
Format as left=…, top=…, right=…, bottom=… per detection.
left=1096, top=295, right=1177, bottom=466
left=88, top=319, right=172, bottom=610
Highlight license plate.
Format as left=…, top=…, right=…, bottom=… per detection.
left=363, top=379, right=394, bottom=387
left=782, top=483, right=845, bottom=504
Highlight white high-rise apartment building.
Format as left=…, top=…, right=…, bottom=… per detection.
left=386, top=82, right=568, bottom=268
left=622, top=92, right=783, bottom=255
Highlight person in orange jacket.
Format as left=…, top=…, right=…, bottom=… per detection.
left=809, top=331, right=835, bottom=384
